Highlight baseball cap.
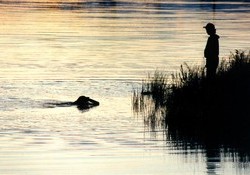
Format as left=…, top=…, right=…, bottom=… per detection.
left=203, top=23, right=215, bottom=30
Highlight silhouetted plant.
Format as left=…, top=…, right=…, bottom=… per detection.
left=133, top=71, right=168, bottom=127
left=133, top=50, right=250, bottom=164
left=133, top=50, right=250, bottom=130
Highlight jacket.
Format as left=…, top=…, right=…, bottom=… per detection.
left=204, top=34, right=220, bottom=59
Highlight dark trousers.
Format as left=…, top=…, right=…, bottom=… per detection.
left=206, top=57, right=219, bottom=78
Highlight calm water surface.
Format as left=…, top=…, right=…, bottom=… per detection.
left=0, top=0, right=250, bottom=174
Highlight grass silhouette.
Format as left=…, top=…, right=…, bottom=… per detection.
left=133, top=50, right=250, bottom=131
left=133, top=50, right=250, bottom=164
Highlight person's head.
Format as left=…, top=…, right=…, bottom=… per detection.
left=203, top=23, right=216, bottom=35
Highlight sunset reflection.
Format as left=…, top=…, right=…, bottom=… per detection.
left=0, top=1, right=250, bottom=175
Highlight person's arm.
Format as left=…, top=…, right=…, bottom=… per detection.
left=204, top=38, right=209, bottom=58
left=215, top=37, right=219, bottom=57
left=211, top=36, right=219, bottom=58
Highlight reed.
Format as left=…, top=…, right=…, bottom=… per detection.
left=133, top=50, right=250, bottom=163
left=133, top=71, right=168, bottom=127
left=133, top=50, right=250, bottom=130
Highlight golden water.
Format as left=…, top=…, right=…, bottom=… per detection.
left=0, top=0, right=250, bottom=174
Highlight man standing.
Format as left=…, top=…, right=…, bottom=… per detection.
left=204, top=23, right=220, bottom=78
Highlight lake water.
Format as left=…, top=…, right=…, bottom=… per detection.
left=0, top=0, right=250, bottom=174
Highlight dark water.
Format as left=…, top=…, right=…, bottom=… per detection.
left=0, top=0, right=250, bottom=174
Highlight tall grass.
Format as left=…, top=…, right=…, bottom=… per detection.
left=132, top=71, right=168, bottom=128
left=133, top=50, right=250, bottom=130
left=133, top=50, right=250, bottom=163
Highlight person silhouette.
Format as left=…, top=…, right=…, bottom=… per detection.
left=204, top=23, right=220, bottom=79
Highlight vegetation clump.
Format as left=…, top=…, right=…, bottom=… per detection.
left=133, top=50, right=250, bottom=163
left=133, top=50, right=250, bottom=131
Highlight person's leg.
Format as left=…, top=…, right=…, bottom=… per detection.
left=206, top=58, right=219, bottom=79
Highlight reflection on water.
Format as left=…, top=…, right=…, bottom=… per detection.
left=167, top=126, right=250, bottom=175
left=0, top=0, right=250, bottom=174
left=134, top=85, right=250, bottom=175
